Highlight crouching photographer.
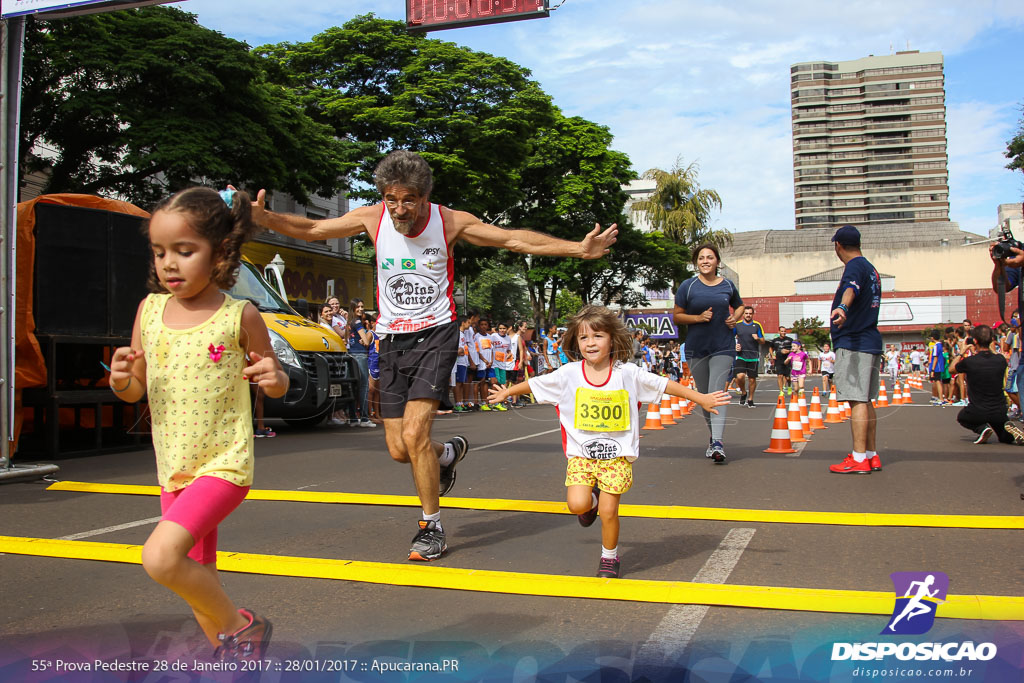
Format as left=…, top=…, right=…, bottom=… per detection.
left=952, top=325, right=1024, bottom=445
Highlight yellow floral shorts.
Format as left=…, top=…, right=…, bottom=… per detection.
left=564, top=456, right=633, bottom=494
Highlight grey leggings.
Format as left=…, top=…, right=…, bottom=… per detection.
left=688, top=353, right=733, bottom=442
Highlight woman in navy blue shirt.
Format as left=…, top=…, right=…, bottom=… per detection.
left=673, top=244, right=744, bottom=464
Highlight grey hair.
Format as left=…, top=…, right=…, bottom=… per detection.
left=374, top=150, right=434, bottom=197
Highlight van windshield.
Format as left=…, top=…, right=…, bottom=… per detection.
left=227, top=261, right=293, bottom=314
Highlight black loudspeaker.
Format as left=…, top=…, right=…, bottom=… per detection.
left=33, top=203, right=149, bottom=337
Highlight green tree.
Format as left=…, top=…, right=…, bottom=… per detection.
left=465, top=259, right=531, bottom=323
left=258, top=15, right=555, bottom=250
left=19, top=6, right=348, bottom=205
left=790, top=316, right=830, bottom=351
left=629, top=157, right=729, bottom=275
left=554, top=290, right=583, bottom=325
left=505, top=113, right=687, bottom=327
left=1007, top=104, right=1024, bottom=176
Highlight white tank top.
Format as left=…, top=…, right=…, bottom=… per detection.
left=374, top=203, right=456, bottom=335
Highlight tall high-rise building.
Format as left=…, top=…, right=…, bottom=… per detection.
left=790, top=51, right=949, bottom=230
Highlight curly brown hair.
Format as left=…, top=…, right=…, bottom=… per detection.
left=143, top=187, right=255, bottom=292
left=561, top=305, right=633, bottom=364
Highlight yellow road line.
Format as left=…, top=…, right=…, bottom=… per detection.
left=2, top=535, right=1019, bottom=620
left=47, top=481, right=1024, bottom=530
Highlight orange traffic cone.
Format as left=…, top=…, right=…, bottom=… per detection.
left=824, top=388, right=843, bottom=423
left=671, top=394, right=683, bottom=419
left=877, top=380, right=889, bottom=407
left=809, top=387, right=827, bottom=430
left=764, top=394, right=797, bottom=453
left=683, top=379, right=696, bottom=415
left=660, top=394, right=677, bottom=426
left=892, top=380, right=903, bottom=405
left=643, top=403, right=664, bottom=430
left=902, top=382, right=912, bottom=404
left=797, top=389, right=813, bottom=437
left=842, top=401, right=851, bottom=420
left=788, top=394, right=807, bottom=443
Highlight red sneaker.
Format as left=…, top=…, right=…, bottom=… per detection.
left=868, top=454, right=882, bottom=471
left=829, top=454, right=871, bottom=474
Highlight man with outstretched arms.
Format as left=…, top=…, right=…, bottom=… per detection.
left=245, top=150, right=617, bottom=561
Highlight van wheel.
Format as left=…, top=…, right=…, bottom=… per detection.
left=283, top=413, right=328, bottom=429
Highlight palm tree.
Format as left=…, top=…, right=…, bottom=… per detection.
left=630, top=157, right=730, bottom=250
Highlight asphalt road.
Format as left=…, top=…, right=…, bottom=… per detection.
left=2, top=381, right=1022, bottom=682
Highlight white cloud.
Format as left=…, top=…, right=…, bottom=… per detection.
left=178, top=0, right=1024, bottom=233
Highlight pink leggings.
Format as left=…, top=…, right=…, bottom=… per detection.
left=159, top=476, right=249, bottom=565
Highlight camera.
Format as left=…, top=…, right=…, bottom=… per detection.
left=991, top=225, right=1024, bottom=259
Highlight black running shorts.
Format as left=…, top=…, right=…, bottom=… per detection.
left=378, top=322, right=459, bottom=419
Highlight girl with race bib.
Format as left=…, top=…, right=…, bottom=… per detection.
left=488, top=306, right=728, bottom=579
left=108, top=187, right=289, bottom=662
left=787, top=340, right=809, bottom=392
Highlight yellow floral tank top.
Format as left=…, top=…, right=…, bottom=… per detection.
left=140, top=293, right=253, bottom=491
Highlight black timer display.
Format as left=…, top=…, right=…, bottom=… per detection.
left=406, top=0, right=549, bottom=32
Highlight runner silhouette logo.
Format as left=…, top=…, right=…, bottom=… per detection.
left=882, top=571, right=948, bottom=635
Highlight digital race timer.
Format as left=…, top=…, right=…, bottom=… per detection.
left=406, top=0, right=549, bottom=32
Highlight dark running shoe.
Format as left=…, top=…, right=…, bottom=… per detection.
left=577, top=484, right=600, bottom=527
left=597, top=557, right=620, bottom=578
left=746, top=399, right=756, bottom=408
left=739, top=393, right=747, bottom=405
left=710, top=440, right=726, bottom=464
left=214, top=608, right=272, bottom=662
left=408, top=520, right=447, bottom=561
left=439, top=435, right=469, bottom=496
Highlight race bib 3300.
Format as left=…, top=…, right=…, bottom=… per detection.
left=574, top=388, right=630, bottom=432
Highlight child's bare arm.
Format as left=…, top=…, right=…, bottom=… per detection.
left=664, top=380, right=730, bottom=414
left=240, top=303, right=290, bottom=399
left=109, top=299, right=148, bottom=403
left=488, top=380, right=532, bottom=404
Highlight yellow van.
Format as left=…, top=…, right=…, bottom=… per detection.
left=230, top=258, right=358, bottom=427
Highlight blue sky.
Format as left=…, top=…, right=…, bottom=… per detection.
left=179, top=0, right=1024, bottom=236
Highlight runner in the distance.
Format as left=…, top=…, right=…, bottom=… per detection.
left=733, top=306, right=765, bottom=407
left=241, top=150, right=617, bottom=561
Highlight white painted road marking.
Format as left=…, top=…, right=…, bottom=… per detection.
left=59, top=516, right=162, bottom=541
left=636, top=527, right=757, bottom=670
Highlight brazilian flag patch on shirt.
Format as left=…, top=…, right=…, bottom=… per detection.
left=401, top=258, right=416, bottom=270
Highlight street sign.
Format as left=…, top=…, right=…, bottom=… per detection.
left=2, top=1, right=177, bottom=20
left=406, top=0, right=549, bottom=33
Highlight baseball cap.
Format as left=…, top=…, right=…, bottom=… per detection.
left=831, top=225, right=861, bottom=247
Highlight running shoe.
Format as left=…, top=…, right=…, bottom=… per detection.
left=479, top=404, right=492, bottom=412
left=709, top=440, right=726, bottom=464
left=828, top=454, right=871, bottom=474
left=494, top=403, right=508, bottom=411
left=1003, top=421, right=1024, bottom=446
left=253, top=428, right=276, bottom=438
left=358, top=418, right=377, bottom=428
left=408, top=520, right=447, bottom=561
left=974, top=427, right=994, bottom=444
left=739, top=393, right=747, bottom=405
left=577, top=484, right=600, bottom=527
left=327, top=417, right=348, bottom=426
left=868, top=454, right=882, bottom=471
left=746, top=399, right=756, bottom=408
left=214, top=608, right=272, bottom=662
left=596, top=557, right=620, bottom=578
left=439, top=435, right=469, bottom=496
left=454, top=405, right=468, bottom=413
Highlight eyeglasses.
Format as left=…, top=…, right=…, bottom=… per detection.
left=384, top=199, right=419, bottom=210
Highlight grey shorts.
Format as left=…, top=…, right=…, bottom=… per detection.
left=835, top=348, right=880, bottom=403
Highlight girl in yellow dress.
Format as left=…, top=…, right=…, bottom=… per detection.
left=109, top=187, right=288, bottom=661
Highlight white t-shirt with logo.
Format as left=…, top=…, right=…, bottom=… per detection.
left=528, top=361, right=667, bottom=463
left=820, top=351, right=836, bottom=373
left=476, top=331, right=493, bottom=369
left=492, top=333, right=513, bottom=371
left=910, top=350, right=923, bottom=366
left=456, top=327, right=471, bottom=367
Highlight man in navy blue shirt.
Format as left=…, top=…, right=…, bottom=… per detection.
left=827, top=225, right=883, bottom=475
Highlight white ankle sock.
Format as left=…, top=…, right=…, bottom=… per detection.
left=422, top=511, right=442, bottom=532
left=852, top=451, right=867, bottom=462
left=438, top=442, right=455, bottom=467
left=866, top=450, right=877, bottom=459
left=602, top=545, right=618, bottom=560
